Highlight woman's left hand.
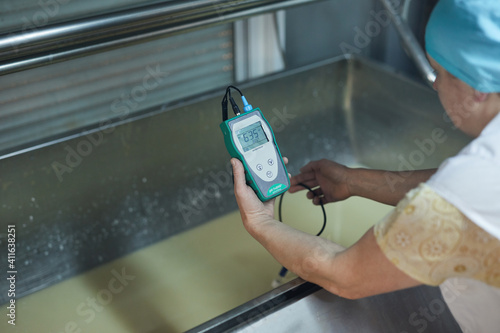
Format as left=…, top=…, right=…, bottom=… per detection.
left=231, top=157, right=288, bottom=232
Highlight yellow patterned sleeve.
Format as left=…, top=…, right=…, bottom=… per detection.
left=374, top=184, right=500, bottom=287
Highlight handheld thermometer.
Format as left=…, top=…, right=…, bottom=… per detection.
left=220, top=87, right=290, bottom=201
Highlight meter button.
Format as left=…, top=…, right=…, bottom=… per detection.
left=256, top=164, right=263, bottom=171
left=266, top=171, right=273, bottom=178
left=267, top=159, right=274, bottom=166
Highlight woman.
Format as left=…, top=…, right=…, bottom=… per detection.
left=230, top=0, right=499, bottom=331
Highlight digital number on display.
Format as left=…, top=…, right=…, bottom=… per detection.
left=236, top=122, right=269, bottom=152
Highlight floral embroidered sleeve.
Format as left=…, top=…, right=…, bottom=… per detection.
left=374, top=184, right=500, bottom=288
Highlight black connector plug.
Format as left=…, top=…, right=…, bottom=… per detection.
left=221, top=85, right=244, bottom=121
left=222, top=95, right=229, bottom=122
left=229, top=96, right=241, bottom=116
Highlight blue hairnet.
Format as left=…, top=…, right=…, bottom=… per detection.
left=425, top=0, right=500, bottom=93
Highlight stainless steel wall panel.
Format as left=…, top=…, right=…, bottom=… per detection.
left=0, top=24, right=234, bottom=154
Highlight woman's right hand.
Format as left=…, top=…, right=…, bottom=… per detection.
left=289, top=159, right=353, bottom=205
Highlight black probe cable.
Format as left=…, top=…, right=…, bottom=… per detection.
left=273, top=183, right=327, bottom=287
left=222, top=85, right=244, bottom=121
left=278, top=182, right=327, bottom=236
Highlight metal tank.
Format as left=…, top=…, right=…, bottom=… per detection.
left=1, top=55, right=467, bottom=331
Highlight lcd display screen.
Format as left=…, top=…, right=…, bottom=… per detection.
left=236, top=121, right=269, bottom=152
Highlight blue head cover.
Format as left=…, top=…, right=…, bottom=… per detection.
left=425, top=0, right=500, bottom=93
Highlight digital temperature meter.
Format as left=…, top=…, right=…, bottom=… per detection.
left=221, top=107, right=290, bottom=201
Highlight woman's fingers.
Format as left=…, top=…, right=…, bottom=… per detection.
left=307, top=188, right=323, bottom=199
left=289, top=179, right=319, bottom=193
left=232, top=158, right=276, bottom=220
left=231, top=158, right=248, bottom=197
left=291, top=170, right=314, bottom=184
left=290, top=171, right=318, bottom=187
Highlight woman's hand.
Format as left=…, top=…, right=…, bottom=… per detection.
left=289, top=159, right=353, bottom=205
left=231, top=157, right=421, bottom=299
left=231, top=158, right=279, bottom=232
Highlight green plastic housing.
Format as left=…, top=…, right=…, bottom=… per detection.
left=220, top=108, right=290, bottom=201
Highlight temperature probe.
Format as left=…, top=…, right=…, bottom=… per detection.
left=220, top=86, right=290, bottom=201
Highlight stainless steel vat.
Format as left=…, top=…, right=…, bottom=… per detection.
left=0, top=55, right=468, bottom=332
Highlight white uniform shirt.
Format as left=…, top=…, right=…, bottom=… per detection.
left=427, top=113, right=500, bottom=333
left=427, top=113, right=500, bottom=240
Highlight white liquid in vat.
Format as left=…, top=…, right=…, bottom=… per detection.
left=3, top=194, right=392, bottom=332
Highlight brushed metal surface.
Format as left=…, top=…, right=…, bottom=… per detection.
left=0, top=55, right=470, bottom=305
left=0, top=0, right=327, bottom=75
left=189, top=280, right=462, bottom=333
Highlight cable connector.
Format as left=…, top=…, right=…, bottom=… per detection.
left=229, top=96, right=241, bottom=116
left=221, top=85, right=249, bottom=120
left=271, top=267, right=288, bottom=288
left=221, top=95, right=229, bottom=121
left=241, top=96, right=253, bottom=112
